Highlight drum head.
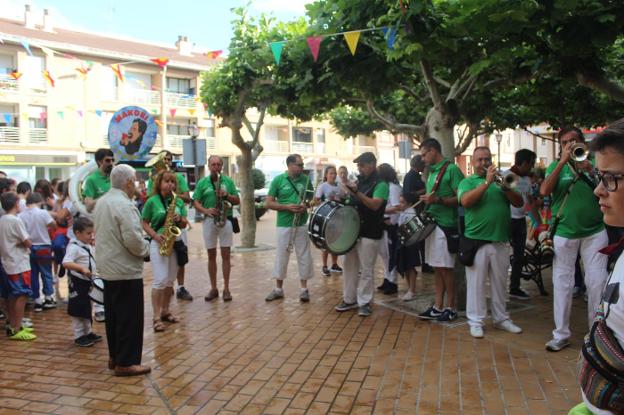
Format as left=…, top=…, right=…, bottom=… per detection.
left=324, top=205, right=360, bottom=255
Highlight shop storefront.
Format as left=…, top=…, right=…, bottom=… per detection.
left=0, top=152, right=80, bottom=184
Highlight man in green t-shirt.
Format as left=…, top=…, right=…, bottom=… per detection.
left=146, top=151, right=192, bottom=301
left=193, top=155, right=239, bottom=302
left=458, top=146, right=524, bottom=339
left=82, top=148, right=114, bottom=323
left=540, top=127, right=608, bottom=352
left=335, top=152, right=389, bottom=317
left=417, top=138, right=465, bottom=322
left=264, top=154, right=315, bottom=303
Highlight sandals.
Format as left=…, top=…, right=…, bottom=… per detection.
left=153, top=320, right=165, bottom=332
left=160, top=313, right=180, bottom=323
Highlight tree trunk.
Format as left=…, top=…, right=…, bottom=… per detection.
left=232, top=127, right=257, bottom=248
left=423, top=106, right=456, bottom=159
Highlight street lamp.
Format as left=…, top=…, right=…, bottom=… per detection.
left=495, top=132, right=503, bottom=171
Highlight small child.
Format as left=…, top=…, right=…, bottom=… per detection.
left=63, top=216, right=102, bottom=347
left=0, top=192, right=36, bottom=340
left=397, top=194, right=421, bottom=301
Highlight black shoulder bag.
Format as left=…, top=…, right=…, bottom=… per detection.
left=457, top=176, right=491, bottom=266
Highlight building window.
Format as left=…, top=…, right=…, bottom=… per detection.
left=264, top=125, right=289, bottom=141
left=167, top=77, right=191, bottom=94
left=0, top=105, right=18, bottom=127
left=316, top=128, right=325, bottom=143
left=292, top=127, right=312, bottom=143
left=126, top=71, right=151, bottom=90
left=167, top=121, right=191, bottom=135
left=28, top=105, right=47, bottom=128
left=0, top=54, right=14, bottom=74
left=206, top=119, right=215, bottom=137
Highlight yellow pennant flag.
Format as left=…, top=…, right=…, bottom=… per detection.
left=187, top=108, right=196, bottom=116
left=344, top=31, right=361, bottom=56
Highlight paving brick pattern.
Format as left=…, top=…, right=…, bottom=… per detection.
left=0, top=213, right=590, bottom=414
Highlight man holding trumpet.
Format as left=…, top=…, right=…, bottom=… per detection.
left=264, top=154, right=315, bottom=303
left=540, top=127, right=608, bottom=352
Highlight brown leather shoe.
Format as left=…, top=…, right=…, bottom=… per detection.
left=204, top=288, right=218, bottom=302
left=222, top=290, right=232, bottom=302
left=114, top=365, right=151, bottom=377
left=108, top=358, right=115, bottom=370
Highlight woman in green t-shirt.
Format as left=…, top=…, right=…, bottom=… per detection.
left=141, top=171, right=188, bottom=333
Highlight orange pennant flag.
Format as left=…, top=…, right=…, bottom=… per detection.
left=206, top=50, right=223, bottom=59
left=42, top=70, right=55, bottom=87
left=155, top=120, right=163, bottom=127
left=150, top=57, right=169, bottom=68
left=110, top=64, right=124, bottom=82
left=9, top=71, right=22, bottom=80
left=75, top=67, right=90, bottom=78
left=187, top=108, right=196, bottom=116
left=343, top=31, right=361, bottom=56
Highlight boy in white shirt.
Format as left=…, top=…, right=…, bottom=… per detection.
left=18, top=192, right=57, bottom=312
left=63, top=217, right=102, bottom=347
left=0, top=192, right=36, bottom=340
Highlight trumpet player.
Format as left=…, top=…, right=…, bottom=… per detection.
left=540, top=127, right=608, bottom=352
left=142, top=171, right=188, bottom=332
left=458, top=147, right=524, bottom=338
left=193, top=156, right=239, bottom=302
left=506, top=149, right=537, bottom=301
left=264, top=154, right=314, bottom=303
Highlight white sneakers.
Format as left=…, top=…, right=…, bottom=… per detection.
left=402, top=291, right=416, bottom=302
left=470, top=320, right=522, bottom=338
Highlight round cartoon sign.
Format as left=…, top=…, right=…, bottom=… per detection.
left=108, top=106, right=158, bottom=161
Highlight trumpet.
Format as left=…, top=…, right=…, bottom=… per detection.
left=493, top=171, right=519, bottom=189
left=570, top=142, right=589, bottom=162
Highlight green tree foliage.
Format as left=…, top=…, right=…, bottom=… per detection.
left=251, top=168, right=266, bottom=190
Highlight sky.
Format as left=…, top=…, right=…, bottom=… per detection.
left=0, top=0, right=312, bottom=52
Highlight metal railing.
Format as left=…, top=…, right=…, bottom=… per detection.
left=120, top=88, right=161, bottom=106
left=166, top=92, right=196, bottom=108
left=0, top=74, right=19, bottom=92
left=206, top=137, right=216, bottom=150
left=292, top=142, right=314, bottom=153
left=167, top=134, right=184, bottom=149
left=0, top=126, right=20, bottom=143
left=29, top=128, right=47, bottom=144
left=263, top=140, right=289, bottom=153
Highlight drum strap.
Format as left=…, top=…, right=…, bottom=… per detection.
left=66, top=241, right=93, bottom=279
left=430, top=161, right=451, bottom=194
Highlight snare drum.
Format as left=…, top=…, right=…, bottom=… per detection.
left=398, top=212, right=436, bottom=246
left=308, top=201, right=360, bottom=255
left=89, top=277, right=105, bottom=305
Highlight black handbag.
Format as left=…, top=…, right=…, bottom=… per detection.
left=173, top=240, right=189, bottom=266
left=438, top=225, right=460, bottom=254
left=229, top=217, right=240, bottom=233
left=458, top=236, right=490, bottom=266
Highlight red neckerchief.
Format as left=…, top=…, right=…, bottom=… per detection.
left=599, top=236, right=624, bottom=256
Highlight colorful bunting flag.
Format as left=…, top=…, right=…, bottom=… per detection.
left=270, top=41, right=285, bottom=65
left=39, top=112, right=47, bottom=121
left=206, top=50, right=223, bottom=59
left=194, top=96, right=201, bottom=102
left=382, top=27, right=397, bottom=49
left=202, top=103, right=208, bottom=111
left=75, top=66, right=90, bottom=78
left=20, top=40, right=33, bottom=56
left=110, top=64, right=124, bottom=82
left=169, top=109, right=177, bottom=118
left=307, top=36, right=324, bottom=62
left=42, top=70, right=55, bottom=87
left=95, top=110, right=102, bottom=117
left=150, top=57, right=169, bottom=68
left=151, top=109, right=158, bottom=115
left=343, top=31, right=361, bottom=56
left=155, top=120, right=163, bottom=127
left=187, top=108, right=196, bottom=116
left=57, top=111, right=64, bottom=119
left=76, top=110, right=83, bottom=118
left=9, top=71, right=22, bottom=80
left=3, top=114, right=11, bottom=124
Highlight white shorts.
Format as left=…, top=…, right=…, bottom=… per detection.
left=202, top=218, right=233, bottom=249
left=150, top=239, right=179, bottom=289
left=425, top=226, right=456, bottom=268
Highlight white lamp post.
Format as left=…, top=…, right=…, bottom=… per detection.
left=495, top=132, right=503, bottom=170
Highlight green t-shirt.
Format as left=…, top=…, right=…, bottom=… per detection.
left=147, top=173, right=189, bottom=195
left=372, top=181, right=390, bottom=201
left=425, top=159, right=464, bottom=227
left=268, top=172, right=314, bottom=227
left=545, top=160, right=603, bottom=239
left=457, top=174, right=511, bottom=242
left=83, top=169, right=111, bottom=199
left=193, top=175, right=238, bottom=217
left=141, top=194, right=188, bottom=234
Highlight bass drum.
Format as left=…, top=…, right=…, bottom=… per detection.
left=88, top=277, right=105, bottom=305
left=398, top=211, right=436, bottom=246
left=68, top=160, right=97, bottom=218
left=308, top=201, right=360, bottom=255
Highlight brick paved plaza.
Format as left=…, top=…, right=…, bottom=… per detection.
left=0, top=212, right=589, bottom=414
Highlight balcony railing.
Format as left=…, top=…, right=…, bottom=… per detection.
left=166, top=92, right=197, bottom=108
left=292, top=142, right=313, bottom=153
left=206, top=137, right=216, bottom=150
left=0, top=126, right=19, bottom=143
left=0, top=74, right=19, bottom=92
left=29, top=128, right=47, bottom=144
left=119, top=88, right=161, bottom=106
left=264, top=140, right=289, bottom=153
left=167, top=134, right=184, bottom=149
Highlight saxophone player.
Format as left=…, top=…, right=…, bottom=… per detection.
left=142, top=171, right=188, bottom=333
left=193, top=156, right=239, bottom=302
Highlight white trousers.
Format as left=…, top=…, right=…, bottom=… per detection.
left=71, top=316, right=91, bottom=339
left=466, top=243, right=510, bottom=328
left=378, top=230, right=397, bottom=283
left=273, top=226, right=313, bottom=280
left=552, top=230, right=609, bottom=341
left=150, top=239, right=179, bottom=289
left=343, top=237, right=380, bottom=306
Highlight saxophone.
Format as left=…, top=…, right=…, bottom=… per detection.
left=214, top=174, right=231, bottom=228
left=159, top=192, right=182, bottom=256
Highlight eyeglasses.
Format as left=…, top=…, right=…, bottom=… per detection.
left=293, top=163, right=304, bottom=167
left=595, top=170, right=623, bottom=192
